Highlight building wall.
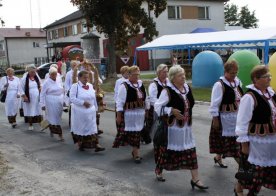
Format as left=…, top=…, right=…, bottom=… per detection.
left=141, top=0, right=225, bottom=68
left=7, top=37, right=47, bottom=65
left=46, top=19, right=106, bottom=58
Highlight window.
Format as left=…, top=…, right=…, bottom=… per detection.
left=82, top=23, right=87, bottom=33
left=49, top=31, right=53, bottom=40
left=198, top=6, right=209, bottom=19
left=72, top=24, right=78, bottom=35
left=168, top=6, right=181, bottom=19
left=52, top=29, right=58, bottom=39
left=64, top=27, right=68, bottom=37
left=33, top=42, right=40, bottom=48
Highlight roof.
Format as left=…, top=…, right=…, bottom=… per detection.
left=44, top=10, right=83, bottom=29
left=137, top=27, right=276, bottom=51
left=0, top=28, right=46, bottom=38
left=190, top=28, right=217, bottom=33
left=81, top=32, right=100, bottom=39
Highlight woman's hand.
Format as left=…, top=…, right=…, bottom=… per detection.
left=116, top=112, right=122, bottom=124
left=241, top=142, right=249, bottom=155
left=212, top=117, right=220, bottom=130
left=172, top=108, right=184, bottom=120
left=83, top=101, right=91, bottom=108
left=22, top=95, right=29, bottom=102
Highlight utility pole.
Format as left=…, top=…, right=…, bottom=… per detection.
left=29, top=0, right=33, bottom=27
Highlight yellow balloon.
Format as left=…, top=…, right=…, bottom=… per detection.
left=268, top=52, right=276, bottom=90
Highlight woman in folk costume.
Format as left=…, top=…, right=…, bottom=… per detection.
left=64, top=60, right=79, bottom=124
left=44, top=64, right=63, bottom=86
left=209, top=60, right=243, bottom=168
left=114, top=66, right=129, bottom=134
left=114, top=66, right=129, bottom=101
left=40, top=67, right=65, bottom=141
left=21, top=65, right=42, bottom=131
left=70, top=70, right=105, bottom=152
left=154, top=65, right=208, bottom=190
left=235, top=66, right=276, bottom=196
left=145, top=64, right=169, bottom=144
left=0, top=68, right=23, bottom=128
left=113, top=65, right=149, bottom=164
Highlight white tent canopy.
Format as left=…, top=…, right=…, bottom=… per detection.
left=136, top=27, right=276, bottom=64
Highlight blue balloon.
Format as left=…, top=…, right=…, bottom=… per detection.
left=192, top=51, right=224, bottom=88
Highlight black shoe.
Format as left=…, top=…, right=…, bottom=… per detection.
left=214, top=157, right=228, bottom=168
left=79, top=147, right=85, bottom=151
left=156, top=174, right=165, bottom=182
left=97, top=130, right=103, bottom=135
left=190, top=180, right=209, bottom=190
left=95, top=147, right=105, bottom=152
left=134, top=156, right=142, bottom=164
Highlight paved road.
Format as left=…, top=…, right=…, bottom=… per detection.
left=0, top=94, right=274, bottom=195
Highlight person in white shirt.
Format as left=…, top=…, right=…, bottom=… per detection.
left=114, top=66, right=129, bottom=101
left=64, top=60, right=79, bottom=101
left=153, top=65, right=208, bottom=190
left=70, top=70, right=105, bottom=152
left=21, top=65, right=42, bottom=131
left=235, top=65, right=276, bottom=196
left=145, top=64, right=169, bottom=144
left=40, top=67, right=64, bottom=141
left=113, top=65, right=149, bottom=164
left=0, top=68, right=23, bottom=128
left=209, top=60, right=243, bottom=168
left=44, top=64, right=63, bottom=86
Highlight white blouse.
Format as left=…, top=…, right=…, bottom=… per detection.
left=235, top=84, right=276, bottom=167
left=116, top=79, right=149, bottom=132
left=114, top=77, right=127, bottom=101
left=209, top=76, right=242, bottom=117
left=148, top=78, right=169, bottom=106
left=44, top=73, right=63, bottom=87
left=40, top=78, right=64, bottom=107
left=154, top=83, right=195, bottom=151
left=64, top=70, right=77, bottom=92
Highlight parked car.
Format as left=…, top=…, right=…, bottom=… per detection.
left=37, top=62, right=57, bottom=79
left=0, top=67, right=7, bottom=77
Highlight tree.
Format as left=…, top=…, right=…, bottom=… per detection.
left=0, top=0, right=4, bottom=27
left=239, top=5, right=258, bottom=29
left=224, top=3, right=258, bottom=29
left=70, top=0, right=167, bottom=77
left=224, top=3, right=239, bottom=26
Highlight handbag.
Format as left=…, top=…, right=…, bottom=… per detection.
left=40, top=110, right=49, bottom=131
left=0, top=77, right=9, bottom=103
left=153, top=107, right=168, bottom=147
left=235, top=153, right=254, bottom=182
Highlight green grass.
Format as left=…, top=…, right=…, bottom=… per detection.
left=139, top=74, right=156, bottom=80
left=101, top=78, right=212, bottom=102
left=191, top=87, right=211, bottom=102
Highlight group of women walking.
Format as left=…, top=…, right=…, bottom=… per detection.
left=209, top=61, right=276, bottom=195
left=1, top=59, right=276, bottom=195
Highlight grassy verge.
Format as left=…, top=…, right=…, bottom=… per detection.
left=191, top=87, right=211, bottom=102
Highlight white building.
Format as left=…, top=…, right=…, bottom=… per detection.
left=0, top=26, right=47, bottom=67
left=141, top=0, right=228, bottom=68
left=43, top=0, right=228, bottom=70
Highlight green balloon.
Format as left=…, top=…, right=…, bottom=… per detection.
left=228, top=50, right=260, bottom=89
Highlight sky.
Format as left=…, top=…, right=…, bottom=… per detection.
left=0, top=0, right=274, bottom=28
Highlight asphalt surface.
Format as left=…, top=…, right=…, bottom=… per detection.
left=0, top=93, right=274, bottom=195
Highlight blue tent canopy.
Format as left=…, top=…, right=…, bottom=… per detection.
left=136, top=27, right=276, bottom=65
